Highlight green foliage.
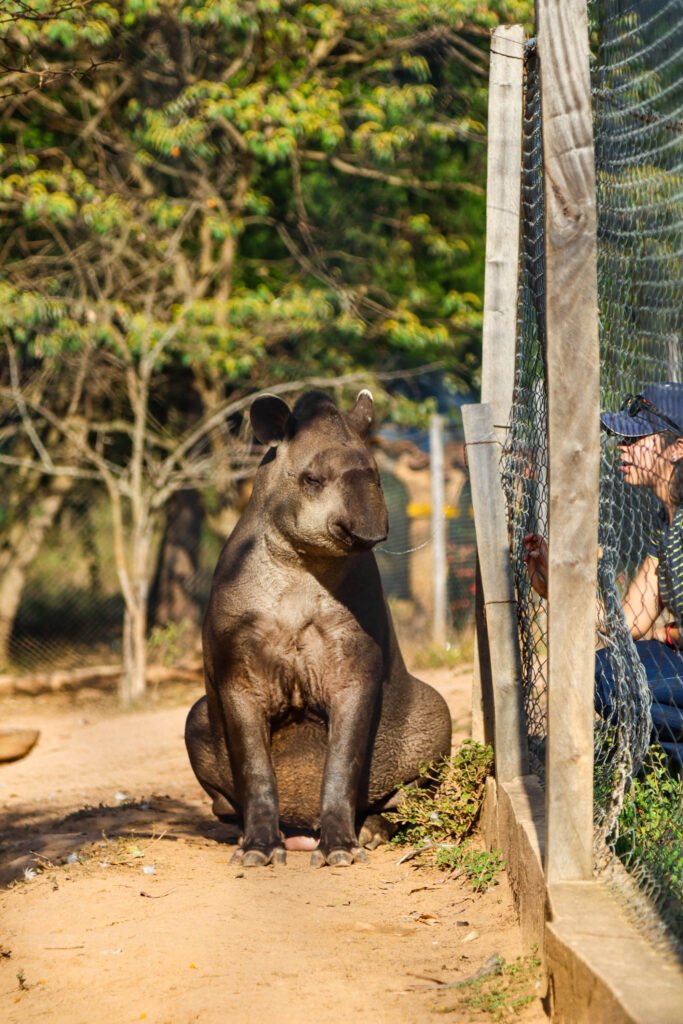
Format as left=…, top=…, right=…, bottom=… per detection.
left=434, top=845, right=504, bottom=891
left=0, top=0, right=533, bottom=397
left=388, top=740, right=494, bottom=845
left=410, top=635, right=475, bottom=669
left=451, top=950, right=542, bottom=1021
left=615, top=748, right=683, bottom=937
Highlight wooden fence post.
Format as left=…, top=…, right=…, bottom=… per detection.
left=464, top=403, right=528, bottom=782
left=430, top=413, right=448, bottom=648
left=537, top=0, right=600, bottom=884
left=473, top=23, right=525, bottom=744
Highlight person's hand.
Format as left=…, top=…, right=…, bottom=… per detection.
left=522, top=532, right=548, bottom=599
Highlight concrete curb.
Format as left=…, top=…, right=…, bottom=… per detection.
left=481, top=775, right=683, bottom=1022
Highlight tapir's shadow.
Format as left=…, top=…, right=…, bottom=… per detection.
left=0, top=796, right=241, bottom=886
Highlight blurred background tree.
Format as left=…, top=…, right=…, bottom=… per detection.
left=0, top=0, right=532, bottom=699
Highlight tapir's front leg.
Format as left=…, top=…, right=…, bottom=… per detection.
left=218, top=687, right=286, bottom=867
left=311, top=683, right=377, bottom=868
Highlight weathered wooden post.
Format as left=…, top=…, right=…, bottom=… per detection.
left=430, top=413, right=448, bottom=648
left=472, top=23, right=525, bottom=744
left=537, top=0, right=600, bottom=884
left=464, top=403, right=528, bottom=782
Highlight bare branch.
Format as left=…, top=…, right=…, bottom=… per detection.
left=153, top=364, right=445, bottom=497
left=301, top=150, right=485, bottom=195
left=0, top=59, right=120, bottom=102
left=0, top=453, right=101, bottom=481
left=5, top=334, right=54, bottom=471
left=0, top=1, right=95, bottom=24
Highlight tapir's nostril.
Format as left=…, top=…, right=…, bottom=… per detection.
left=332, top=521, right=388, bottom=549
left=350, top=528, right=388, bottom=547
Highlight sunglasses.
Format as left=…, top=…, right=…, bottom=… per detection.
left=620, top=393, right=683, bottom=436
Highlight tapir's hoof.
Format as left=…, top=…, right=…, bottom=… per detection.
left=358, top=814, right=396, bottom=851
left=310, top=846, right=368, bottom=868
left=232, top=846, right=287, bottom=867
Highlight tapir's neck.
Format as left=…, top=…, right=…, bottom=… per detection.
left=263, top=532, right=356, bottom=587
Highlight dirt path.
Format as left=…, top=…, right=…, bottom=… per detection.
left=0, top=669, right=546, bottom=1023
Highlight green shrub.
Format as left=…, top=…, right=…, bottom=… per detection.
left=434, top=846, right=504, bottom=891
left=454, top=950, right=542, bottom=1021
left=388, top=740, right=494, bottom=846
left=616, top=747, right=683, bottom=938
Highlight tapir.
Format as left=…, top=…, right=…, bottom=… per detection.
left=185, top=389, right=452, bottom=867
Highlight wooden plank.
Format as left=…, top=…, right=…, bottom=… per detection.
left=472, top=569, right=495, bottom=745
left=480, top=23, right=525, bottom=434
left=430, top=413, right=448, bottom=647
left=474, top=23, right=525, bottom=748
left=463, top=403, right=528, bottom=781
left=537, top=0, right=600, bottom=884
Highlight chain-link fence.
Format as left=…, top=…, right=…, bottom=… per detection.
left=1, top=415, right=476, bottom=678
left=503, top=4, right=683, bottom=952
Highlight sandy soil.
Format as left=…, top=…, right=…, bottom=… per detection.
left=0, top=668, right=546, bottom=1023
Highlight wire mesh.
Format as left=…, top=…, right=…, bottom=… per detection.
left=501, top=42, right=549, bottom=777
left=503, top=5, right=683, bottom=951
left=590, top=0, right=683, bottom=948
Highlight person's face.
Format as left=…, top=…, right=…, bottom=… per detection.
left=617, top=432, right=669, bottom=490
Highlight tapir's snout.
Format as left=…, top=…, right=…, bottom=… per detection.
left=331, top=521, right=388, bottom=551
left=330, top=467, right=388, bottom=551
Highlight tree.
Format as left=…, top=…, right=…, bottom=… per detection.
left=0, top=0, right=533, bottom=699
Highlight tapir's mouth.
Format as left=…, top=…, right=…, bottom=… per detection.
left=330, top=521, right=388, bottom=551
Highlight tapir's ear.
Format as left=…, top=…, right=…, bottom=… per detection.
left=347, top=389, right=374, bottom=439
left=250, top=394, right=291, bottom=445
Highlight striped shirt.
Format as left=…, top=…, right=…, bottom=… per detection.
left=650, top=506, right=683, bottom=622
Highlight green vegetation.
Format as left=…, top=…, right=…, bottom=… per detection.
left=434, top=845, right=504, bottom=891
left=615, top=748, right=683, bottom=938
left=410, top=635, right=475, bottom=670
left=445, top=950, right=542, bottom=1020
left=388, top=740, right=499, bottom=889
left=0, top=0, right=534, bottom=383
left=389, top=739, right=493, bottom=844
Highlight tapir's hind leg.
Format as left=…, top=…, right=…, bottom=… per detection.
left=362, top=673, right=452, bottom=808
left=185, top=696, right=240, bottom=820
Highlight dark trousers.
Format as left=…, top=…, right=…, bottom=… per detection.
left=595, top=640, right=683, bottom=766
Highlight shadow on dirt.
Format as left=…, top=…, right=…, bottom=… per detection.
left=0, top=796, right=240, bottom=886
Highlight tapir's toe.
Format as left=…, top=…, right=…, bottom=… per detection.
left=233, top=845, right=287, bottom=867
left=310, top=846, right=368, bottom=868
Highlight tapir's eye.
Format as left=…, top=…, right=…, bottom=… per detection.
left=302, top=472, right=323, bottom=490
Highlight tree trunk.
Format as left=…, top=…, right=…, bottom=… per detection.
left=120, top=529, right=151, bottom=705
left=150, top=490, right=203, bottom=628
left=0, top=476, right=73, bottom=668
left=121, top=598, right=148, bottom=704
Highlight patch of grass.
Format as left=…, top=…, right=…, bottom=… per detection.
left=147, top=619, right=195, bottom=666
left=440, top=951, right=542, bottom=1020
left=388, top=741, right=496, bottom=882
left=434, top=846, right=504, bottom=892
left=615, top=747, right=683, bottom=939
left=411, top=637, right=474, bottom=671
left=388, top=740, right=494, bottom=847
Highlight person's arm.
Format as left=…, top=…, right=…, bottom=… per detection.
left=524, top=536, right=663, bottom=642
left=622, top=554, right=662, bottom=640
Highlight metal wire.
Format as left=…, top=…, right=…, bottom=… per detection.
left=504, top=6, right=683, bottom=951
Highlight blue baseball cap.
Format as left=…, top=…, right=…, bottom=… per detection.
left=601, top=382, right=683, bottom=439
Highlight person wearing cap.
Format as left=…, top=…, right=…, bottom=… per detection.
left=523, top=382, right=683, bottom=767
